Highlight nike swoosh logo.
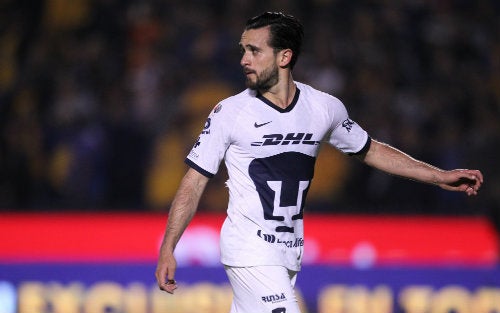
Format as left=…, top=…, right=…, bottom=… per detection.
left=254, top=121, right=272, bottom=128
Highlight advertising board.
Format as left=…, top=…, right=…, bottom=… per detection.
left=1, top=213, right=499, bottom=312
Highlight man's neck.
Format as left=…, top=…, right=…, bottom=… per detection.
left=259, top=74, right=296, bottom=109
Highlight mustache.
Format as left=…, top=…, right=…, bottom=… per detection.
left=243, top=67, right=255, bottom=74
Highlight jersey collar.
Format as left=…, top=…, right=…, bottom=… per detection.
left=256, top=88, right=301, bottom=113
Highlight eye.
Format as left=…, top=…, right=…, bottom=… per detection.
left=239, top=45, right=260, bottom=56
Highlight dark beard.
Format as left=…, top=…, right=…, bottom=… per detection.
left=246, top=63, right=279, bottom=91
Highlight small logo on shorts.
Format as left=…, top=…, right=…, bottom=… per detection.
left=262, top=293, right=287, bottom=304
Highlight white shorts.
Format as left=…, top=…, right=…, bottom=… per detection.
left=224, top=265, right=301, bottom=313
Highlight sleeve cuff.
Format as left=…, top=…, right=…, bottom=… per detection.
left=184, top=158, right=215, bottom=178
left=348, top=136, right=371, bottom=156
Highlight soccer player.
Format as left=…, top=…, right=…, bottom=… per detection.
left=155, top=12, right=483, bottom=313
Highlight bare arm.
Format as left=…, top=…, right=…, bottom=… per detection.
left=357, top=139, right=483, bottom=196
left=155, top=167, right=210, bottom=293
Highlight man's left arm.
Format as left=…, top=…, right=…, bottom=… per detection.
left=356, top=139, right=483, bottom=196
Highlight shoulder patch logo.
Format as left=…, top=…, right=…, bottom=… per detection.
left=201, top=118, right=211, bottom=134
left=213, top=103, right=222, bottom=113
left=342, top=118, right=354, bottom=132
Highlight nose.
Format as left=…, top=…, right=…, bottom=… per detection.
left=240, top=52, right=249, bottom=67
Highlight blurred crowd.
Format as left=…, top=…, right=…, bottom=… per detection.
left=0, top=0, right=498, bottom=219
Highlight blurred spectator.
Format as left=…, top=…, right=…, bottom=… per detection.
left=0, top=0, right=498, bottom=217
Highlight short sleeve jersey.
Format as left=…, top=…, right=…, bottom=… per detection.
left=185, top=81, right=370, bottom=271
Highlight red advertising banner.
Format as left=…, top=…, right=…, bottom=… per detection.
left=1, top=213, right=499, bottom=313
left=0, top=212, right=498, bottom=266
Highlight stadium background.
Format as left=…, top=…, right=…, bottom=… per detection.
left=0, top=0, right=499, bottom=312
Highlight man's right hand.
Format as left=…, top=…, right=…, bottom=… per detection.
left=155, top=252, right=178, bottom=294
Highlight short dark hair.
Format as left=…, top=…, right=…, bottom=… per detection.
left=245, top=12, right=304, bottom=69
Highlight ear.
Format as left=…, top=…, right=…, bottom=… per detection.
left=278, top=49, right=293, bottom=68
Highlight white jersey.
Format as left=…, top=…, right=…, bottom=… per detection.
left=186, top=81, right=370, bottom=271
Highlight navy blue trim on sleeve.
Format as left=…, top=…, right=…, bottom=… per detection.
left=348, top=136, right=372, bottom=156
left=185, top=158, right=215, bottom=178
